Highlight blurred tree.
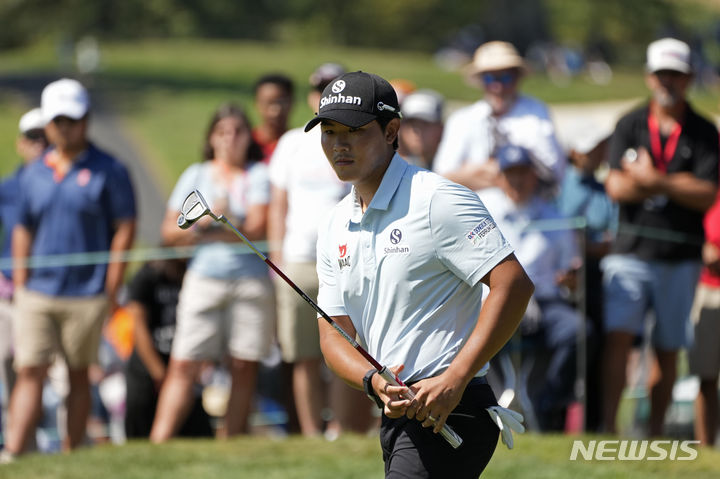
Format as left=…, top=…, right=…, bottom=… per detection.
left=0, top=0, right=718, bottom=67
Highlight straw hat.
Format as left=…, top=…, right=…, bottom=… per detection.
left=465, top=41, right=526, bottom=75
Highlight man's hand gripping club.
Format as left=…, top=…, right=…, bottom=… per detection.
left=374, top=365, right=524, bottom=449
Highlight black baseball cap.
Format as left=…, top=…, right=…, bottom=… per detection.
left=304, top=71, right=402, bottom=132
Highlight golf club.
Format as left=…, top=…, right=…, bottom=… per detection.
left=178, top=189, right=463, bottom=449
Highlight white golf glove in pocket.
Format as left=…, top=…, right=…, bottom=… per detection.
left=486, top=406, right=525, bottom=449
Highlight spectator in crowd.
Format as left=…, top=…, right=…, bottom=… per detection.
left=556, top=122, right=616, bottom=431
left=479, top=144, right=582, bottom=431
left=150, top=103, right=275, bottom=442
left=433, top=41, right=565, bottom=194
left=397, top=89, right=445, bottom=170
left=252, top=74, right=294, bottom=163
left=0, top=108, right=48, bottom=448
left=124, top=256, right=213, bottom=439
left=601, top=38, right=718, bottom=436
left=389, top=78, right=416, bottom=162
left=389, top=78, right=416, bottom=105
left=306, top=71, right=533, bottom=477
left=2, top=78, right=136, bottom=461
left=269, top=63, right=373, bottom=438
left=688, top=194, right=720, bottom=446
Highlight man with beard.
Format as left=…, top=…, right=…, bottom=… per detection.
left=601, top=38, right=718, bottom=436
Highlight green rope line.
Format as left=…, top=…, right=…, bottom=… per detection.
left=0, top=216, right=707, bottom=271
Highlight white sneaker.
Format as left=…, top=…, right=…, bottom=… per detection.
left=0, top=449, right=16, bottom=464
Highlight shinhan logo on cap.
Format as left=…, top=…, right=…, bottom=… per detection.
left=320, top=79, right=362, bottom=110
left=332, top=80, right=346, bottom=93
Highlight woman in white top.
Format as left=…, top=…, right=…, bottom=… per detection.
left=150, top=103, right=275, bottom=441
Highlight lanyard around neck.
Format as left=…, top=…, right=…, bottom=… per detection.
left=647, top=112, right=682, bottom=173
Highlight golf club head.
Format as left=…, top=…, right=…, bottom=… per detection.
left=177, top=189, right=213, bottom=229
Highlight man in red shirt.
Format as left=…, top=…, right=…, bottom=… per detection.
left=252, top=74, right=294, bottom=163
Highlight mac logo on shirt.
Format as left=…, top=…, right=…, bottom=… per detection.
left=338, top=243, right=351, bottom=269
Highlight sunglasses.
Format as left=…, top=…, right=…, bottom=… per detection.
left=51, top=116, right=83, bottom=126
left=482, top=72, right=516, bottom=86
left=23, top=129, right=47, bottom=142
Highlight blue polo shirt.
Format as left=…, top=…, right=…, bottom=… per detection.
left=0, top=163, right=26, bottom=278
left=16, top=143, right=136, bottom=296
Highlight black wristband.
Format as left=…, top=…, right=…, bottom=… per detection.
left=363, top=369, right=384, bottom=409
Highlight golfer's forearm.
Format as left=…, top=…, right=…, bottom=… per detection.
left=318, top=318, right=368, bottom=390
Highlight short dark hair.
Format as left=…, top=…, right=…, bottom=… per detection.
left=376, top=116, right=399, bottom=151
left=253, top=74, right=294, bottom=99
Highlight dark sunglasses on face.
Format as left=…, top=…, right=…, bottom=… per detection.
left=51, top=116, right=82, bottom=126
left=482, top=72, right=516, bottom=86
left=23, top=129, right=47, bottom=142
left=653, top=69, right=687, bottom=78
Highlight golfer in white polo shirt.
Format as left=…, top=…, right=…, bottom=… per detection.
left=305, top=71, right=534, bottom=478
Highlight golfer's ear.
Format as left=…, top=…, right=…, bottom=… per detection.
left=384, top=118, right=401, bottom=145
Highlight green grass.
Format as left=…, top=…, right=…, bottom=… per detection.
left=1, top=38, right=718, bottom=191
left=2, top=433, right=719, bottom=478
left=0, top=95, right=32, bottom=177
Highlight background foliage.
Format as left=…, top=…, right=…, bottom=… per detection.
left=1, top=0, right=720, bottom=64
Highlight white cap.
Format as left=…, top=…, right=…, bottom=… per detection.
left=18, top=107, right=47, bottom=134
left=41, top=78, right=90, bottom=123
left=646, top=38, right=692, bottom=74
left=402, top=89, right=444, bottom=123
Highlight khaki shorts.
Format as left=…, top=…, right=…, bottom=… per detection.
left=275, top=262, right=322, bottom=362
left=12, top=288, right=108, bottom=369
left=172, top=271, right=276, bottom=362
left=0, top=298, right=13, bottom=362
left=688, top=284, right=720, bottom=379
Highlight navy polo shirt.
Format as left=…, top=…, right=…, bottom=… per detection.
left=17, top=143, right=136, bottom=296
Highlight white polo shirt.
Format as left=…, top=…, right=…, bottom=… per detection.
left=432, top=95, right=565, bottom=189
left=269, top=127, right=350, bottom=263
left=316, top=155, right=513, bottom=382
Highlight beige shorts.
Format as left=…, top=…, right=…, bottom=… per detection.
left=172, top=271, right=276, bottom=362
left=275, top=262, right=322, bottom=362
left=12, top=288, right=108, bottom=369
left=688, top=284, right=720, bottom=379
left=0, top=298, right=13, bottom=362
